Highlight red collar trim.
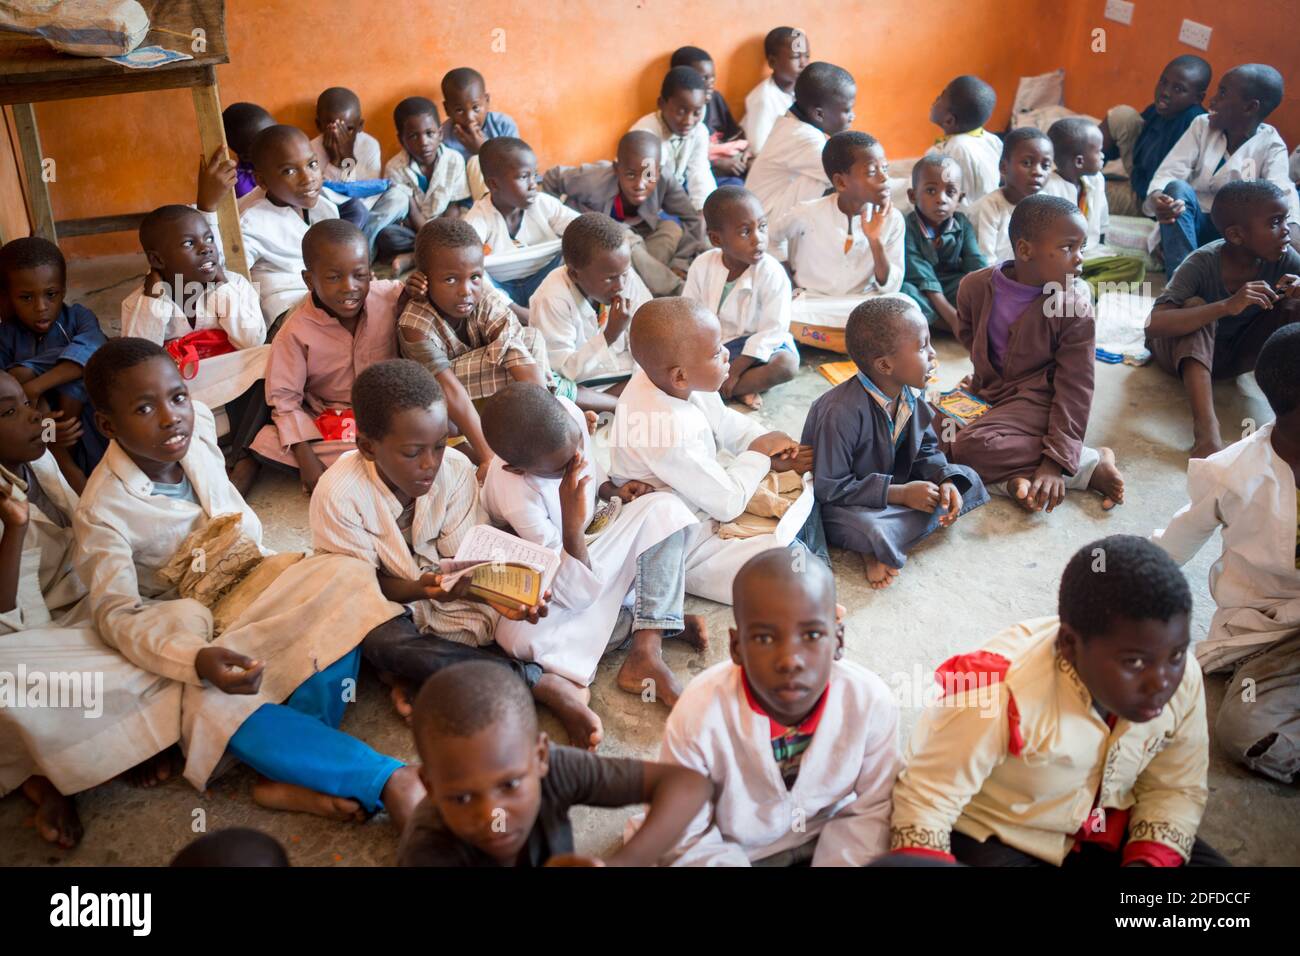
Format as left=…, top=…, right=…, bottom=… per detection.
left=741, top=671, right=829, bottom=739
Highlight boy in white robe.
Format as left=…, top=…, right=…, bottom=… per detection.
left=773, top=132, right=906, bottom=341
left=0, top=370, right=181, bottom=849
left=608, top=297, right=812, bottom=605
left=683, top=187, right=798, bottom=408
left=630, top=66, right=717, bottom=211
left=741, top=27, right=807, bottom=155
left=654, top=549, right=898, bottom=866
left=74, top=338, right=424, bottom=828
left=480, top=385, right=699, bottom=722
left=1153, top=325, right=1300, bottom=783
left=928, top=76, right=1002, bottom=211
left=746, top=62, right=855, bottom=227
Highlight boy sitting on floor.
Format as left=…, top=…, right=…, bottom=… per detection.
left=672, top=45, right=748, bottom=185
left=890, top=535, right=1226, bottom=868
left=440, top=67, right=520, bottom=201
left=741, top=26, right=808, bottom=155
left=221, top=102, right=274, bottom=200
left=630, top=66, right=717, bottom=211
left=900, top=155, right=988, bottom=331
left=965, top=127, right=1073, bottom=266
left=928, top=75, right=1001, bottom=211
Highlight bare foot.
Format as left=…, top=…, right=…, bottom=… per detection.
left=391, top=253, right=417, bottom=276
left=21, top=777, right=82, bottom=849
left=1088, top=447, right=1125, bottom=510
left=380, top=765, right=426, bottom=833
left=617, top=640, right=684, bottom=709
left=389, top=680, right=416, bottom=723
left=252, top=777, right=366, bottom=822
left=125, top=745, right=182, bottom=788
left=1190, top=431, right=1226, bottom=460
left=863, top=554, right=900, bottom=590
left=229, top=456, right=260, bottom=498
left=674, top=615, right=708, bottom=652
left=835, top=603, right=846, bottom=622
left=584, top=410, right=599, bottom=434
left=533, top=673, right=603, bottom=750
left=738, top=392, right=763, bottom=409
left=1008, top=476, right=1039, bottom=512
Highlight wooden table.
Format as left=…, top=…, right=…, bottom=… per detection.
left=0, top=0, right=247, bottom=275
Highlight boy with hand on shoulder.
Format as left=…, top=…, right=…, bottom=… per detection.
left=890, top=536, right=1226, bottom=868
left=440, top=67, right=520, bottom=200
left=945, top=194, right=1125, bottom=513
left=656, top=550, right=899, bottom=866
left=741, top=26, right=809, bottom=155
left=399, top=660, right=711, bottom=867
left=901, top=155, right=988, bottom=331
left=929, top=75, right=1001, bottom=210
left=631, top=66, right=717, bottom=211
left=683, top=186, right=798, bottom=408
left=803, top=298, right=987, bottom=589
left=1145, top=180, right=1300, bottom=459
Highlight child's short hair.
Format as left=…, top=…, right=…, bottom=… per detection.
left=911, top=152, right=959, bottom=188
left=1255, top=323, right=1300, bottom=417
left=352, top=359, right=445, bottom=440
left=84, top=337, right=169, bottom=412
left=822, top=130, right=879, bottom=180
left=670, top=45, right=712, bottom=69
left=411, top=660, right=537, bottom=759
left=0, top=236, right=66, bottom=284
left=1232, top=63, right=1285, bottom=119
left=393, top=96, right=439, bottom=131
left=302, top=219, right=366, bottom=270
left=794, top=62, right=855, bottom=110
left=1209, top=179, right=1286, bottom=233
left=171, top=828, right=289, bottom=867
left=248, top=124, right=309, bottom=172
left=1000, top=126, right=1050, bottom=163
left=414, top=218, right=481, bottom=270
left=1008, top=193, right=1079, bottom=248
left=845, top=296, right=920, bottom=367
left=763, top=26, right=800, bottom=59
left=617, top=129, right=661, bottom=165
left=941, top=75, right=996, bottom=131
left=1166, top=54, right=1212, bottom=93
left=316, top=86, right=361, bottom=118
left=733, top=545, right=835, bottom=611
left=1047, top=116, right=1099, bottom=159
left=441, top=66, right=485, bottom=99
left=702, top=184, right=757, bottom=232
left=481, top=383, right=576, bottom=469
left=561, top=212, right=627, bottom=269
left=661, top=65, right=707, bottom=101
left=1058, top=535, right=1191, bottom=640
left=222, top=102, right=273, bottom=156
left=138, top=204, right=201, bottom=254
left=478, top=136, right=533, bottom=181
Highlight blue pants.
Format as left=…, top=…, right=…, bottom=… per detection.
left=1158, top=179, right=1221, bottom=273
left=494, top=252, right=564, bottom=308
left=227, top=648, right=403, bottom=813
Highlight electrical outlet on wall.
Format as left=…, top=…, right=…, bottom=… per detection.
left=1104, top=0, right=1134, bottom=25
left=1179, top=19, right=1212, bottom=50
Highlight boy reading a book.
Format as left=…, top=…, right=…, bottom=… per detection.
left=803, top=298, right=987, bottom=589
left=398, top=660, right=711, bottom=867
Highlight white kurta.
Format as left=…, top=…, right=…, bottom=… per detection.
left=608, top=370, right=789, bottom=604
left=630, top=112, right=716, bottom=211
left=741, top=78, right=794, bottom=155
left=966, top=179, right=1074, bottom=264
left=931, top=130, right=1003, bottom=210
left=482, top=399, right=696, bottom=684
left=681, top=249, right=796, bottom=361
left=119, top=276, right=269, bottom=409
left=1144, top=114, right=1300, bottom=225
left=464, top=192, right=577, bottom=282
left=1152, top=423, right=1300, bottom=673
left=311, top=130, right=384, bottom=209
left=0, top=454, right=181, bottom=797
left=528, top=265, right=649, bottom=384
left=382, top=145, right=470, bottom=220
left=72, top=403, right=401, bottom=788
left=745, top=113, right=830, bottom=225
left=654, top=659, right=900, bottom=866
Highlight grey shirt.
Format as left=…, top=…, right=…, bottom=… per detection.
left=1154, top=240, right=1300, bottom=338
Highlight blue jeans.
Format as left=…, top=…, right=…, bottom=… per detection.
left=608, top=527, right=688, bottom=647
left=493, top=252, right=564, bottom=307
left=1158, top=179, right=1221, bottom=273
left=227, top=647, right=403, bottom=813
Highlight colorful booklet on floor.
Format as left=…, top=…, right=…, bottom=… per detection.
left=817, top=360, right=859, bottom=386
left=439, top=525, right=560, bottom=610
left=933, top=388, right=991, bottom=426
left=584, top=496, right=621, bottom=543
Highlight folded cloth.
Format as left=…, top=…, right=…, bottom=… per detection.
left=720, top=470, right=805, bottom=538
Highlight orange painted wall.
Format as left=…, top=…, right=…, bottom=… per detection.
left=14, top=0, right=1298, bottom=259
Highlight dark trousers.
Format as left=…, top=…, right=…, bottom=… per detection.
left=951, top=831, right=1230, bottom=867
left=362, top=609, right=542, bottom=691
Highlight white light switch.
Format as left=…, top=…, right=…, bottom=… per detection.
left=1179, top=19, right=1212, bottom=50
left=1104, top=0, right=1134, bottom=25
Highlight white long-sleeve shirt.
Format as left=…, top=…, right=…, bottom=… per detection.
left=966, top=179, right=1075, bottom=263
left=528, top=265, right=648, bottom=384
left=464, top=192, right=577, bottom=282
left=741, top=77, right=794, bottom=155
left=931, top=129, right=1003, bottom=210
left=311, top=129, right=383, bottom=209
left=681, top=249, right=796, bottom=362
left=745, top=113, right=829, bottom=224
left=658, top=658, right=900, bottom=866
left=1144, top=113, right=1300, bottom=224
left=630, top=111, right=716, bottom=211
left=773, top=193, right=906, bottom=296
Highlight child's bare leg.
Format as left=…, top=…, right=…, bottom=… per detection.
left=380, top=765, right=426, bottom=833
left=862, top=553, right=900, bottom=589
left=1181, top=360, right=1225, bottom=458
left=21, top=776, right=82, bottom=848
left=532, top=673, right=603, bottom=750
left=125, top=744, right=183, bottom=787
left=229, top=455, right=260, bottom=498
left=251, top=777, right=367, bottom=822
left=617, top=629, right=683, bottom=709
left=574, top=386, right=618, bottom=415
left=733, top=351, right=799, bottom=407
left=1088, top=446, right=1125, bottom=510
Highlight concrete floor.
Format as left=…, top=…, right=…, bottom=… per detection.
left=3, top=255, right=1296, bottom=866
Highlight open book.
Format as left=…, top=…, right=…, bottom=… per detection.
left=437, top=525, right=561, bottom=611
left=932, top=388, right=991, bottom=427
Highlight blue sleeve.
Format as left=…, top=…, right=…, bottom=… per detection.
left=495, top=113, right=520, bottom=139
left=806, top=392, right=892, bottom=509
left=52, top=304, right=108, bottom=368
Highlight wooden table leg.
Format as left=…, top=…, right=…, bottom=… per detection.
left=191, top=76, right=249, bottom=279
left=12, top=103, right=56, bottom=242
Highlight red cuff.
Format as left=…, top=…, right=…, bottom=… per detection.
left=892, top=847, right=957, bottom=864
left=1122, top=840, right=1185, bottom=868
